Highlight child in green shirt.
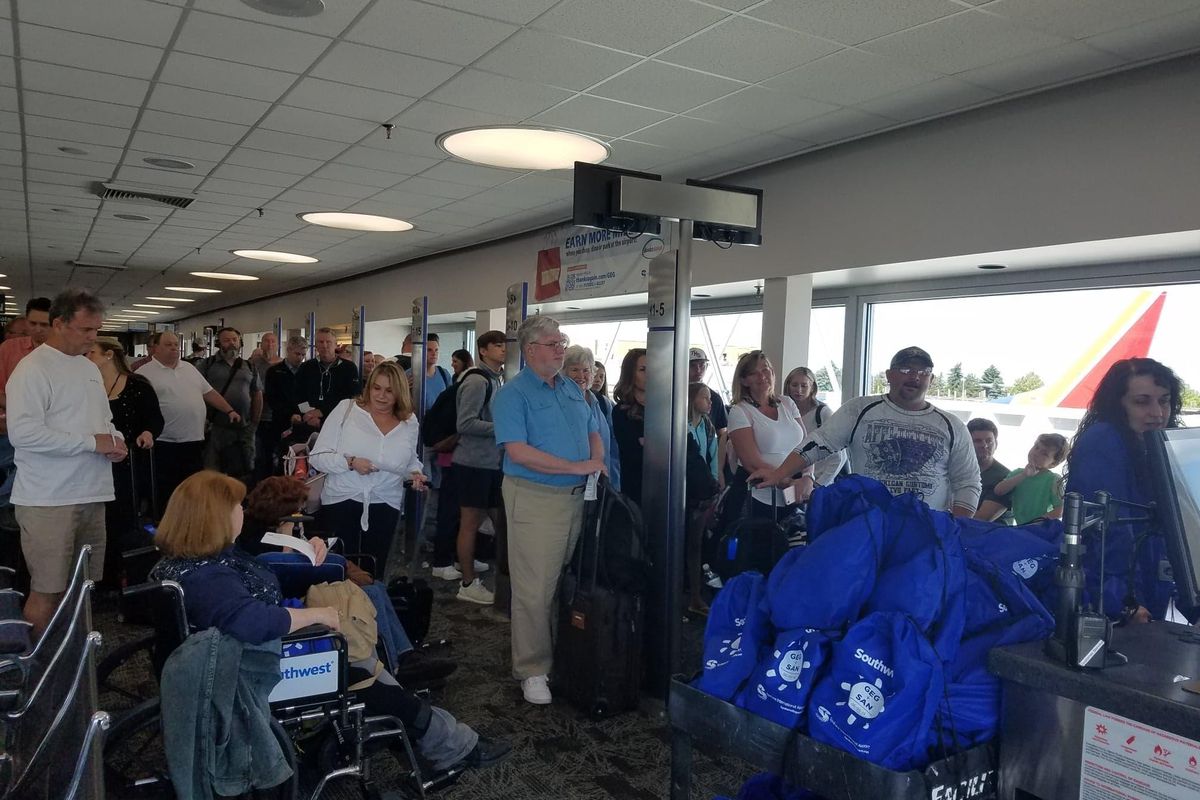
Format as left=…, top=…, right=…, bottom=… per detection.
left=994, top=433, right=1069, bottom=525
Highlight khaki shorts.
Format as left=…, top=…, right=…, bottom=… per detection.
left=17, top=503, right=106, bottom=594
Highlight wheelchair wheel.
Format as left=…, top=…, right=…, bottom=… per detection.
left=103, top=699, right=171, bottom=798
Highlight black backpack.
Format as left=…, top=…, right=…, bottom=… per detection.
left=420, top=367, right=492, bottom=451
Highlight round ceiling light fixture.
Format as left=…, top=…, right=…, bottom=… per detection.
left=240, top=0, right=325, bottom=17
left=231, top=250, right=318, bottom=264
left=436, top=125, right=609, bottom=171
left=977, top=263, right=1007, bottom=270
left=143, top=156, right=196, bottom=170
left=147, top=296, right=194, bottom=302
left=114, top=213, right=152, bottom=222
left=58, top=146, right=88, bottom=155
left=189, top=271, right=260, bottom=281
left=164, top=286, right=222, bottom=294
left=299, top=212, right=413, bottom=232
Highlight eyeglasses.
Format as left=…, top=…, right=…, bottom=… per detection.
left=892, top=367, right=933, bottom=377
left=531, top=337, right=570, bottom=351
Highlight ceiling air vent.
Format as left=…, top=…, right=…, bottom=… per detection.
left=93, top=181, right=196, bottom=209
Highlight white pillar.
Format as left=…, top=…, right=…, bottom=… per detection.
left=761, top=275, right=813, bottom=392
left=476, top=308, right=507, bottom=337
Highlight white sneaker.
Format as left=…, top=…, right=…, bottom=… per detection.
left=456, top=578, right=494, bottom=605
left=521, top=675, right=552, bottom=705
left=431, top=565, right=461, bottom=581
left=473, top=559, right=490, bottom=574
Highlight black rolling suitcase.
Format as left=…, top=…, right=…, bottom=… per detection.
left=712, top=482, right=793, bottom=581
left=553, top=477, right=647, bottom=719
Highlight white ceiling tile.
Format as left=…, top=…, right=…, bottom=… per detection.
left=688, top=86, right=839, bottom=131
left=0, top=150, right=20, bottom=167
left=24, top=116, right=131, bottom=148
left=531, top=95, right=670, bottom=137
left=312, top=42, right=462, bottom=96
left=421, top=161, right=522, bottom=188
left=771, top=107, right=895, bottom=144
left=18, top=24, right=164, bottom=78
left=473, top=174, right=574, bottom=209
left=20, top=0, right=182, bottom=47
left=698, top=133, right=812, bottom=168
left=140, top=110, right=249, bottom=145
left=282, top=78, right=416, bottom=121
left=191, top=0, right=373, bottom=37
left=749, top=0, right=964, bottom=46
left=475, top=29, right=640, bottom=91
left=207, top=164, right=300, bottom=188
left=388, top=176, right=479, bottom=200
left=389, top=100, right=520, bottom=134
left=955, top=41, right=1125, bottom=95
left=0, top=130, right=20, bottom=151
left=147, top=84, right=271, bottom=126
left=0, top=18, right=10, bottom=56
left=335, top=145, right=443, bottom=173
left=25, top=155, right=113, bottom=179
left=0, top=56, right=17, bottom=87
left=412, top=208, right=498, bottom=228
left=766, top=49, right=943, bottom=105
left=129, top=132, right=233, bottom=163
left=21, top=61, right=150, bottom=106
left=158, top=52, right=297, bottom=102
left=22, top=91, right=140, bottom=129
left=861, top=9, right=1069, bottom=74
left=175, top=11, right=328, bottom=73
left=240, top=129, right=347, bottom=160
left=1085, top=8, right=1200, bottom=60
left=659, top=16, right=843, bottom=82
left=274, top=188, right=367, bottom=209
left=346, top=194, right=449, bottom=217
left=260, top=106, right=375, bottom=144
left=536, top=0, right=727, bottom=56
left=420, top=0, right=560, bottom=25
left=291, top=177, right=380, bottom=200
left=312, top=163, right=410, bottom=189
left=197, top=178, right=279, bottom=200
left=0, top=111, right=17, bottom=134
left=224, top=147, right=324, bottom=176
left=857, top=77, right=999, bottom=122
left=624, top=115, right=760, bottom=152
left=604, top=138, right=676, bottom=170
left=590, top=61, right=743, bottom=113
left=346, top=0, right=518, bottom=65
left=984, top=0, right=1198, bottom=40
left=429, top=70, right=572, bottom=118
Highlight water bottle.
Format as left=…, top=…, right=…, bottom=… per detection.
left=702, top=563, right=723, bottom=589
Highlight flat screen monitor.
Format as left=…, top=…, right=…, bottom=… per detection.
left=1146, top=428, right=1200, bottom=611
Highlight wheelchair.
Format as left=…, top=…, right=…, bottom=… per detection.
left=101, top=565, right=464, bottom=799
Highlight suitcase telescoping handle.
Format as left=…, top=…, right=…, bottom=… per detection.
left=569, top=473, right=606, bottom=602
left=745, top=477, right=783, bottom=521
left=127, top=444, right=160, bottom=521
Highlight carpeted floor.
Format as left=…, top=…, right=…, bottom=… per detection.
left=96, top=563, right=753, bottom=800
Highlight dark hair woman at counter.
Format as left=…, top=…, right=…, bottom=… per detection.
left=1066, top=357, right=1183, bottom=622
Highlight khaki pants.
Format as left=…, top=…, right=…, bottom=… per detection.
left=503, top=476, right=585, bottom=680
left=17, top=502, right=106, bottom=593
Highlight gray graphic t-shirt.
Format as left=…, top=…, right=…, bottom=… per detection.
left=796, top=395, right=981, bottom=513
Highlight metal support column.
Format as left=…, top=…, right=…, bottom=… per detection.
left=273, top=317, right=283, bottom=358
left=406, top=297, right=429, bottom=574
left=504, top=282, right=527, bottom=381
left=305, top=311, right=316, bottom=359
left=351, top=305, right=366, bottom=378
left=643, top=220, right=693, bottom=700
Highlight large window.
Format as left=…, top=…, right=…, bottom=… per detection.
left=809, top=306, right=845, bottom=409
left=864, top=285, right=1200, bottom=468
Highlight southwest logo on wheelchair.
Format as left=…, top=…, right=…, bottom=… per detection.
left=269, top=651, right=340, bottom=703
left=281, top=661, right=334, bottom=679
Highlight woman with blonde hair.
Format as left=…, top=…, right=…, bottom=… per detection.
left=311, top=361, right=428, bottom=574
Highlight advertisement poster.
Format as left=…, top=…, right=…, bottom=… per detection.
left=534, top=223, right=671, bottom=302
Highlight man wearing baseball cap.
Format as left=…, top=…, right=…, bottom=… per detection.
left=689, top=347, right=729, bottom=486
left=750, top=346, right=980, bottom=516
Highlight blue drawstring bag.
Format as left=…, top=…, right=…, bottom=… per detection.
left=737, top=628, right=831, bottom=730
left=808, top=612, right=944, bottom=771
left=806, top=475, right=892, bottom=541
left=766, top=507, right=887, bottom=632
left=866, top=494, right=967, bottom=665
left=933, top=675, right=1002, bottom=752
left=959, top=518, right=1062, bottom=610
left=697, top=572, right=771, bottom=701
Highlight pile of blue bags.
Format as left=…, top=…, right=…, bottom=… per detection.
left=697, top=476, right=1059, bottom=773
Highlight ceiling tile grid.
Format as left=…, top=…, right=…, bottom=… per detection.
left=0, top=0, right=1196, bottom=316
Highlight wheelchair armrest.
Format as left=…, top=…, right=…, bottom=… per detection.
left=284, top=623, right=333, bottom=641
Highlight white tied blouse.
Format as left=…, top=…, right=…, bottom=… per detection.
left=309, top=399, right=423, bottom=530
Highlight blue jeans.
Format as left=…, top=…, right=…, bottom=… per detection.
left=361, top=581, right=413, bottom=672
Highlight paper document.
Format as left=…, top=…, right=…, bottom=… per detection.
left=261, top=532, right=318, bottom=564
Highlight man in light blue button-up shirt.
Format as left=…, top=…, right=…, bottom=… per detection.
left=492, top=315, right=605, bottom=705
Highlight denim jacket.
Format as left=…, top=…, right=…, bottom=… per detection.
left=160, top=628, right=292, bottom=799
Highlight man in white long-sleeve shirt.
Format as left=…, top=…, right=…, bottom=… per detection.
left=751, top=346, right=981, bottom=516
left=7, top=289, right=127, bottom=636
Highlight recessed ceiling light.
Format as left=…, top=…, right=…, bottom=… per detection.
left=51, top=208, right=70, bottom=214
left=147, top=296, right=194, bottom=302
left=114, top=213, right=152, bottom=222
left=143, top=157, right=196, bottom=170
left=122, top=310, right=158, bottom=315
left=164, top=286, right=222, bottom=293
left=189, top=271, right=259, bottom=281
left=240, top=0, right=325, bottom=17
left=0, top=273, right=6, bottom=278
left=977, top=263, right=1007, bottom=270
left=299, top=212, right=414, bottom=232
left=436, top=125, right=609, bottom=170
left=95, top=249, right=122, bottom=255
left=0, top=286, right=10, bottom=291
left=134, top=303, right=174, bottom=309
left=58, top=146, right=88, bottom=155
left=231, top=250, right=317, bottom=263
